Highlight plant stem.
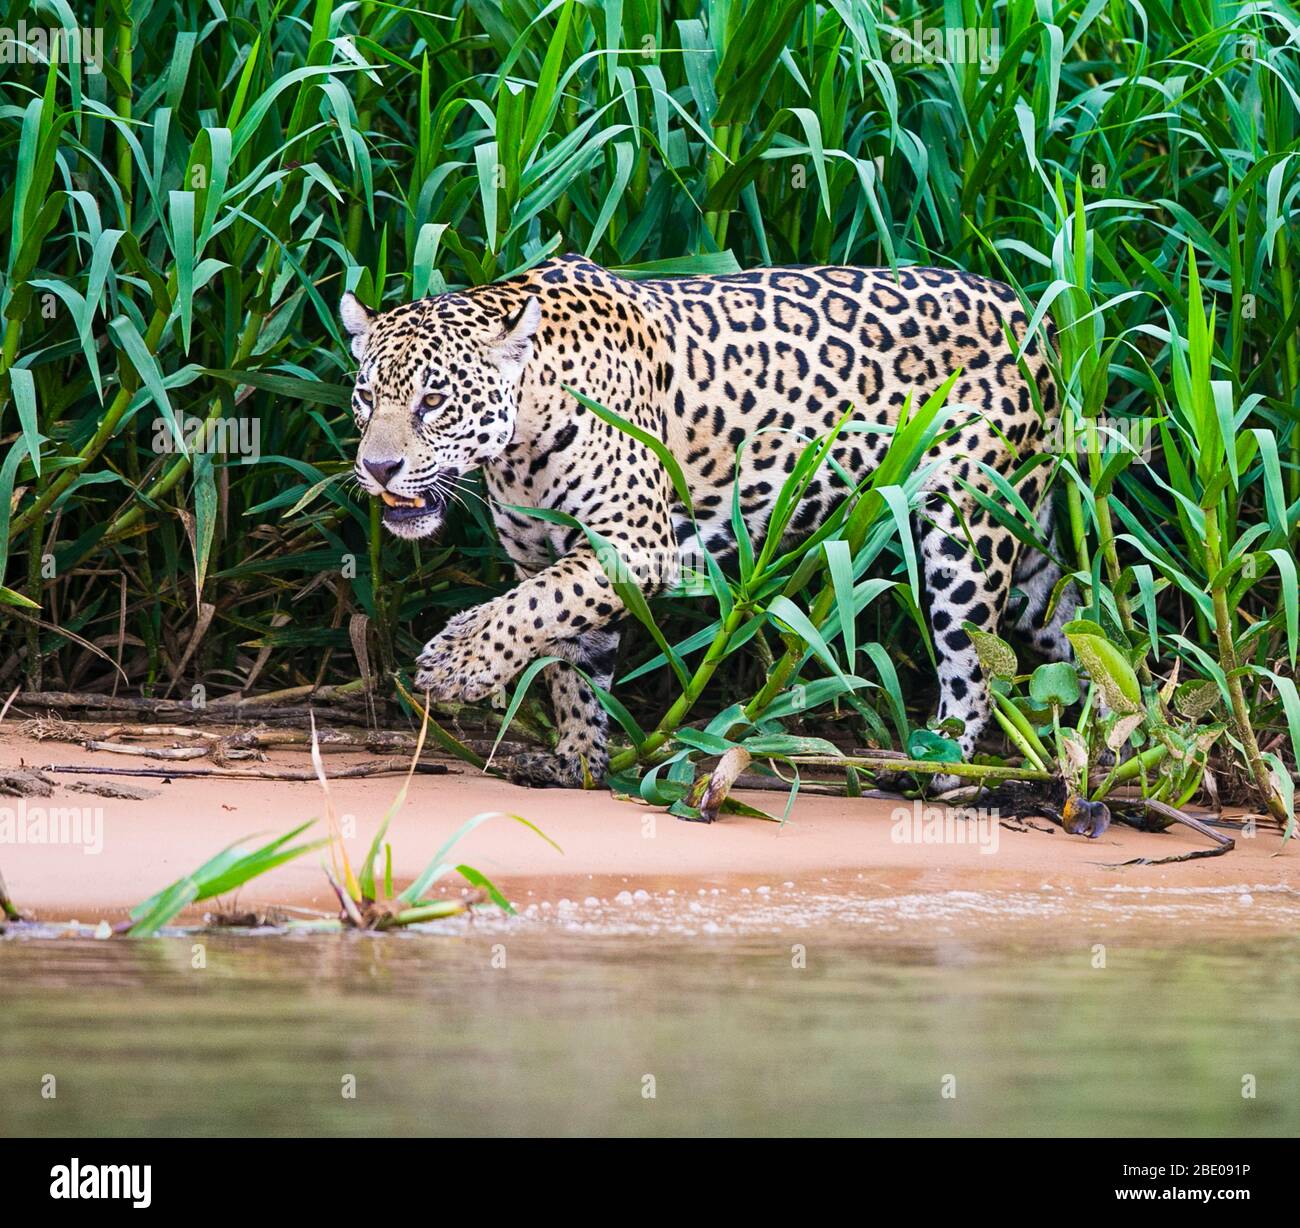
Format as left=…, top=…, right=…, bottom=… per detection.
left=8, top=287, right=175, bottom=540
left=789, top=754, right=1053, bottom=783
left=115, top=10, right=134, bottom=233
left=608, top=601, right=753, bottom=772
left=1204, top=502, right=1287, bottom=822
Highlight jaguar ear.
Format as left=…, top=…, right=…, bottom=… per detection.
left=492, top=295, right=541, bottom=372
left=340, top=291, right=377, bottom=360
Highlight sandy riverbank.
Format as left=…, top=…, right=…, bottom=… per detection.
left=1, top=730, right=1295, bottom=936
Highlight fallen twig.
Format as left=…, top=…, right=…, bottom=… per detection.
left=208, top=681, right=370, bottom=709
left=83, top=740, right=210, bottom=761
left=35, top=759, right=448, bottom=782
left=101, top=724, right=221, bottom=741
left=13, top=691, right=375, bottom=727
left=216, top=725, right=450, bottom=756
left=12, top=688, right=552, bottom=743
left=323, top=863, right=366, bottom=928
left=1102, top=798, right=1236, bottom=865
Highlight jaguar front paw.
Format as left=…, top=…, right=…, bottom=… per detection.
left=413, top=608, right=512, bottom=703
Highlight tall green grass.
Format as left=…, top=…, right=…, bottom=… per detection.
left=0, top=1, right=1297, bottom=817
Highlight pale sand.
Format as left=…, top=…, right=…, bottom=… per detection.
left=2, top=730, right=1295, bottom=935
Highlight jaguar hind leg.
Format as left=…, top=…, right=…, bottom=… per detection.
left=1010, top=497, right=1078, bottom=662
left=499, top=627, right=620, bottom=788
left=921, top=507, right=1016, bottom=753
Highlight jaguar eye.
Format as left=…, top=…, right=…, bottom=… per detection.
left=419, top=392, right=446, bottom=418
left=355, top=386, right=374, bottom=410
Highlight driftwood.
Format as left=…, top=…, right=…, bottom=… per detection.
left=83, top=740, right=210, bottom=761
left=35, top=759, right=448, bottom=782
left=1102, top=798, right=1237, bottom=865
left=11, top=691, right=376, bottom=727
left=9, top=688, right=551, bottom=744
left=217, top=726, right=431, bottom=755
left=13, top=683, right=369, bottom=711
left=101, top=725, right=221, bottom=741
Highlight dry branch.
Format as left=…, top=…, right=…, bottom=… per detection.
left=35, top=759, right=449, bottom=782
left=83, top=740, right=210, bottom=761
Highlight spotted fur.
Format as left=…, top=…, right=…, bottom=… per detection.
left=340, top=255, right=1076, bottom=789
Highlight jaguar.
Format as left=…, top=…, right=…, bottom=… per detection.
left=340, top=254, right=1076, bottom=790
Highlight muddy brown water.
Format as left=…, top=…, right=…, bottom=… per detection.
left=3, top=925, right=1298, bottom=1137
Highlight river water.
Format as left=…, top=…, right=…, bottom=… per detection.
left=3, top=926, right=1297, bottom=1136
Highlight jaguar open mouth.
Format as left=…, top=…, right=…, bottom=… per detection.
left=378, top=489, right=445, bottom=525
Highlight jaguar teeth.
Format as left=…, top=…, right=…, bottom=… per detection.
left=380, top=492, right=426, bottom=508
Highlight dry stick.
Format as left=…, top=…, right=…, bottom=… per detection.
left=323, top=864, right=366, bottom=928
left=15, top=688, right=546, bottom=740
left=1096, top=798, right=1237, bottom=867
left=14, top=695, right=377, bottom=728
left=208, top=680, right=370, bottom=708
left=83, top=740, right=210, bottom=761
left=18, top=692, right=190, bottom=711
left=101, top=725, right=221, bottom=740
left=218, top=727, right=433, bottom=754
left=36, top=759, right=448, bottom=782
left=15, top=688, right=371, bottom=714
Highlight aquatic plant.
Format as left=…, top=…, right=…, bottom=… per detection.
left=123, top=706, right=558, bottom=934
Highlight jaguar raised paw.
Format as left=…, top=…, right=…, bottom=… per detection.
left=413, top=604, right=515, bottom=704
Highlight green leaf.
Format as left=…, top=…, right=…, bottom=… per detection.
left=1064, top=622, right=1141, bottom=715
left=1029, top=661, right=1081, bottom=709
left=963, top=624, right=1018, bottom=681
left=907, top=730, right=962, bottom=764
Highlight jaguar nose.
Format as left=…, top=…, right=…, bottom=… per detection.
left=363, top=457, right=405, bottom=488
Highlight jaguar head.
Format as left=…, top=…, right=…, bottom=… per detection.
left=339, top=290, right=541, bottom=539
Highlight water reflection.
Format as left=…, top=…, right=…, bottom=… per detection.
left=2, top=932, right=1297, bottom=1136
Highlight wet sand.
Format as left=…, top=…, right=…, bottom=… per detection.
left=2, top=730, right=1295, bottom=935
